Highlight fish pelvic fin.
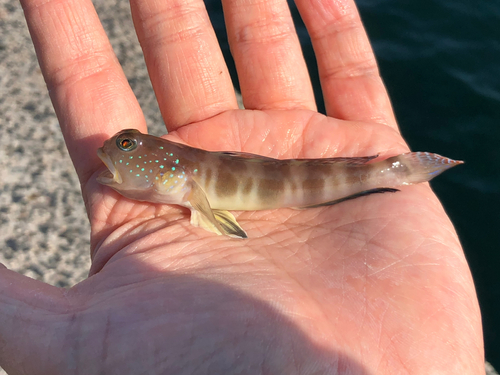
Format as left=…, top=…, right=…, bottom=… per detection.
left=213, top=210, right=247, bottom=239
left=187, top=181, right=247, bottom=239
left=296, top=188, right=400, bottom=209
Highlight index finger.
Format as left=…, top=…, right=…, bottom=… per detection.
left=20, top=0, right=146, bottom=185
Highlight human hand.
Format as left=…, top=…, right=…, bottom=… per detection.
left=0, top=0, right=483, bottom=373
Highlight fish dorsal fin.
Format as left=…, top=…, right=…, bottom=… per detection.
left=216, top=152, right=379, bottom=166
left=187, top=180, right=247, bottom=238
left=294, top=155, right=379, bottom=166
left=296, top=187, right=399, bottom=209
left=215, top=150, right=277, bottom=161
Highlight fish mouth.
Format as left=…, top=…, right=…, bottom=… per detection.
left=97, top=148, right=123, bottom=185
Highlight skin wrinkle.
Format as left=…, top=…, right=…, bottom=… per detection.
left=298, top=0, right=357, bottom=36
left=233, top=13, right=295, bottom=44
left=47, top=51, right=117, bottom=90
left=373, top=304, right=390, bottom=370
left=365, top=248, right=420, bottom=278
left=312, top=24, right=378, bottom=80
left=91, top=215, right=179, bottom=270
left=139, top=11, right=209, bottom=47
left=311, top=22, right=378, bottom=64
left=229, top=0, right=294, bottom=42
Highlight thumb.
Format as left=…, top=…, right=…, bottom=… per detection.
left=0, top=264, right=70, bottom=375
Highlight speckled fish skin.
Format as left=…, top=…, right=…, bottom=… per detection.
left=97, top=129, right=463, bottom=238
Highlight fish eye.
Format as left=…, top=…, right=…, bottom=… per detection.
left=117, top=136, right=138, bottom=151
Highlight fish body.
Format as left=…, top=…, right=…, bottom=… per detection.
left=97, top=129, right=463, bottom=238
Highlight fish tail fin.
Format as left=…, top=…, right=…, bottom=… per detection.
left=399, top=152, right=464, bottom=184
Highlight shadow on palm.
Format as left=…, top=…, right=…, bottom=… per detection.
left=81, top=105, right=468, bottom=374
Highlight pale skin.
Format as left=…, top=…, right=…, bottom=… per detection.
left=0, top=0, right=483, bottom=373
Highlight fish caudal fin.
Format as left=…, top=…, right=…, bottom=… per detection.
left=399, top=152, right=464, bottom=185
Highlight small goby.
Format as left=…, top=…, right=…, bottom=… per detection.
left=97, top=129, right=463, bottom=238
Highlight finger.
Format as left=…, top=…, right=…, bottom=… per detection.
left=295, top=0, right=398, bottom=129
left=20, top=0, right=146, bottom=185
left=130, top=0, right=238, bottom=130
left=0, top=267, right=67, bottom=373
left=223, top=0, right=316, bottom=111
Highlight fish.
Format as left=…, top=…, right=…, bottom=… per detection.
left=97, top=129, right=463, bottom=239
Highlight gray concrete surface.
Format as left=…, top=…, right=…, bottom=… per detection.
left=0, top=0, right=495, bottom=374
left=0, top=0, right=165, bottom=285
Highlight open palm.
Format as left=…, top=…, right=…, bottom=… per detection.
left=0, top=0, right=483, bottom=374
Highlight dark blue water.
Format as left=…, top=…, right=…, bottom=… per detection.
left=206, top=0, right=500, bottom=368
left=358, top=0, right=500, bottom=368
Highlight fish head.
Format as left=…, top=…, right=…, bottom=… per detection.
left=97, top=129, right=157, bottom=192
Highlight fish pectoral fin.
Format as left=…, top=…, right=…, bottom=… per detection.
left=187, top=182, right=247, bottom=239
left=189, top=208, right=223, bottom=236
left=296, top=188, right=400, bottom=209
left=213, top=210, right=247, bottom=239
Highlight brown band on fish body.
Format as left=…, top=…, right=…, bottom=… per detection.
left=257, top=177, right=285, bottom=204
left=215, top=169, right=239, bottom=197
left=225, top=158, right=247, bottom=173
left=193, top=149, right=208, bottom=162
left=301, top=178, right=325, bottom=194
left=278, top=161, right=293, bottom=180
